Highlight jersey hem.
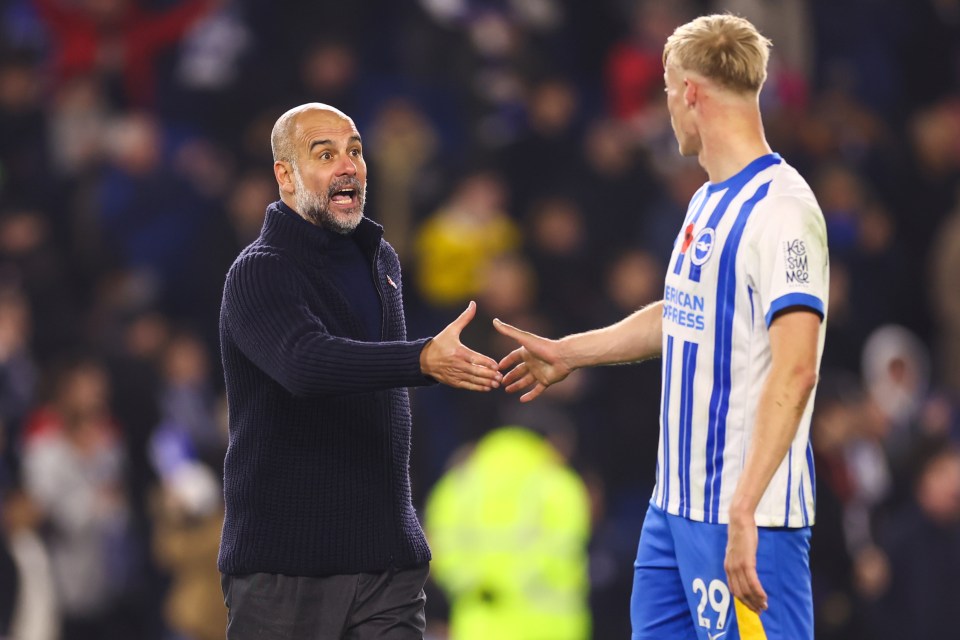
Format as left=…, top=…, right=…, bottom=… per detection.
left=649, top=497, right=816, bottom=528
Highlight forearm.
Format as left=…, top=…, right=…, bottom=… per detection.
left=729, top=364, right=817, bottom=519
left=559, top=301, right=663, bottom=369
left=265, top=332, right=433, bottom=397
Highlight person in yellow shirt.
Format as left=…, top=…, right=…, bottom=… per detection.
left=413, top=171, right=521, bottom=307
left=425, top=425, right=591, bottom=640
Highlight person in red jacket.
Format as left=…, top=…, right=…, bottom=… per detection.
left=33, top=0, right=216, bottom=107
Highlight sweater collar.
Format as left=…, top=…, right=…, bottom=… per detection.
left=261, top=200, right=384, bottom=263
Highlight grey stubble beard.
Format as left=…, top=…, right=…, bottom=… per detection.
left=292, top=166, right=366, bottom=235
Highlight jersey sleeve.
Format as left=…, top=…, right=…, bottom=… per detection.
left=748, top=196, right=829, bottom=327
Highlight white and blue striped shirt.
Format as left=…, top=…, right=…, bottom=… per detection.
left=651, top=153, right=828, bottom=528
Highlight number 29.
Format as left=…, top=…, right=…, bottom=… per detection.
left=692, top=578, right=731, bottom=630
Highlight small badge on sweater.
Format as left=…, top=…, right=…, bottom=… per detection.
left=386, top=275, right=398, bottom=290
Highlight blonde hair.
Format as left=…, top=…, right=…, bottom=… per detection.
left=663, top=14, right=772, bottom=93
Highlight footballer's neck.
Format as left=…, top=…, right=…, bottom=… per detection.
left=700, top=106, right=771, bottom=184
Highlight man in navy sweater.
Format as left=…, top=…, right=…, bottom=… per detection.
left=218, top=103, right=503, bottom=639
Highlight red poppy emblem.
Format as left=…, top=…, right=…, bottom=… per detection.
left=680, top=223, right=695, bottom=253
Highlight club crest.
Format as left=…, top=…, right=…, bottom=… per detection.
left=690, top=228, right=715, bottom=266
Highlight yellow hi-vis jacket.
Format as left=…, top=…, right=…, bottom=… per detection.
left=425, top=426, right=591, bottom=640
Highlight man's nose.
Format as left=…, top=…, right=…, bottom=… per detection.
left=335, top=155, right=357, bottom=176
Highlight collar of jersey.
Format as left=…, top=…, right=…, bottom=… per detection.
left=705, top=152, right=782, bottom=195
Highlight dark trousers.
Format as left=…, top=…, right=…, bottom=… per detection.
left=221, top=564, right=428, bottom=640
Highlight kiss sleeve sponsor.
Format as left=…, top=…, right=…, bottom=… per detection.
left=746, top=195, right=828, bottom=328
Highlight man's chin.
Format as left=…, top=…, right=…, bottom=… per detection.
left=324, top=210, right=363, bottom=234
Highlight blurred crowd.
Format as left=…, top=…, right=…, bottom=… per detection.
left=0, top=0, right=958, bottom=638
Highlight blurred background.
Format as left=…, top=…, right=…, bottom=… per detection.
left=0, top=0, right=958, bottom=638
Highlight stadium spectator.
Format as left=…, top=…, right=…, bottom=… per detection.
left=2, top=488, right=58, bottom=640
left=0, top=51, right=50, bottom=205
left=22, top=357, right=137, bottom=640
left=366, top=98, right=441, bottom=257
left=873, top=442, right=960, bottom=640
left=604, top=0, right=692, bottom=123
left=412, top=169, right=520, bottom=308
left=425, top=425, right=591, bottom=640
left=808, top=371, right=896, bottom=640
left=0, top=287, right=38, bottom=458
left=150, top=460, right=225, bottom=640
left=0, top=208, right=82, bottom=361
left=32, top=0, right=216, bottom=108
left=498, top=76, right=582, bottom=213
left=577, top=118, right=659, bottom=256
left=930, top=182, right=960, bottom=398
left=521, top=196, right=599, bottom=334
left=153, top=329, right=224, bottom=473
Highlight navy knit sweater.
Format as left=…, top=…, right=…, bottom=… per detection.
left=218, top=201, right=433, bottom=576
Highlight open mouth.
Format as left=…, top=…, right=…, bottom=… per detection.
left=330, top=188, right=357, bottom=206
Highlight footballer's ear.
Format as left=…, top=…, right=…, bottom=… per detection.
left=274, top=160, right=295, bottom=195
left=683, top=77, right=699, bottom=108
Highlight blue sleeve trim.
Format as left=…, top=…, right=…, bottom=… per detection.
left=765, top=293, right=825, bottom=327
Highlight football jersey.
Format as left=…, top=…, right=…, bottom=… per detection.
left=651, top=153, right=828, bottom=528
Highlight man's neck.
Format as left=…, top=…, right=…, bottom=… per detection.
left=279, top=194, right=310, bottom=224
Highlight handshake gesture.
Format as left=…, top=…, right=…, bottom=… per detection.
left=419, top=301, right=569, bottom=399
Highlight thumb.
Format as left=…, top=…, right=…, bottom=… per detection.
left=448, top=300, right=477, bottom=335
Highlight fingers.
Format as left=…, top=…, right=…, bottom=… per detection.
left=498, top=348, right=524, bottom=372
left=436, top=349, right=503, bottom=391
left=462, top=366, right=502, bottom=390
left=468, top=366, right=502, bottom=389
left=520, top=383, right=547, bottom=403
left=457, top=379, right=498, bottom=392
left=743, top=571, right=768, bottom=613
left=442, top=372, right=499, bottom=392
left=447, top=300, right=477, bottom=335
left=498, top=349, right=538, bottom=389
left=462, top=349, right=501, bottom=389
left=726, top=564, right=767, bottom=614
left=464, top=348, right=499, bottom=373
left=504, top=372, right=533, bottom=392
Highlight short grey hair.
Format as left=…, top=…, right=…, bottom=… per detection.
left=270, top=102, right=353, bottom=165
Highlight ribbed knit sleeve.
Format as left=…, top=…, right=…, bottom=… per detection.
left=223, top=250, right=431, bottom=397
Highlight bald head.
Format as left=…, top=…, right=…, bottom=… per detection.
left=270, top=103, right=355, bottom=165
left=270, top=102, right=368, bottom=234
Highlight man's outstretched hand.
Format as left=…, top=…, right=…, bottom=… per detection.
left=493, top=318, right=571, bottom=402
left=420, top=301, right=502, bottom=391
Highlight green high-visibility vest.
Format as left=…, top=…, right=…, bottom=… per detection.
left=425, top=426, right=592, bottom=640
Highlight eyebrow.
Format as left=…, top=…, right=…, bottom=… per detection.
left=309, top=135, right=363, bottom=151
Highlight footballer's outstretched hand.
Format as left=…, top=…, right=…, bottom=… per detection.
left=493, top=319, right=571, bottom=402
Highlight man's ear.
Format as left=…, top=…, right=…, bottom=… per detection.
left=683, top=78, right=698, bottom=108
left=275, top=161, right=295, bottom=195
